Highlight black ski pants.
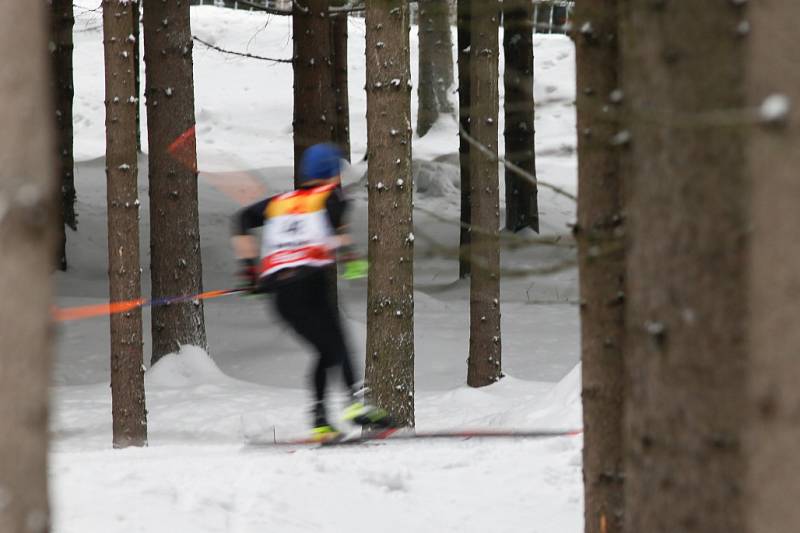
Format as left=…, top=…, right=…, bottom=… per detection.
left=273, top=269, right=356, bottom=404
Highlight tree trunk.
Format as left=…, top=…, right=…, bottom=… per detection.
left=143, top=0, right=207, bottom=364
left=0, top=1, right=55, bottom=530
left=622, top=3, right=749, bottom=532
left=466, top=0, right=501, bottom=388
left=103, top=0, right=148, bottom=448
left=745, top=4, right=800, bottom=531
left=503, top=0, right=538, bottom=233
left=416, top=0, right=454, bottom=137
left=331, top=1, right=350, bottom=161
left=293, top=0, right=336, bottom=185
left=364, top=0, right=415, bottom=427
left=50, top=0, right=76, bottom=271
left=456, top=0, right=471, bottom=279
left=575, top=1, right=625, bottom=532
left=294, top=0, right=340, bottom=307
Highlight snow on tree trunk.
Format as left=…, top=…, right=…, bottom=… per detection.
left=143, top=0, right=207, bottom=364
left=50, top=0, right=76, bottom=270
left=0, top=1, right=56, bottom=531
left=575, top=1, right=625, bottom=532
left=132, top=1, right=142, bottom=153
left=364, top=0, right=415, bottom=427
left=456, top=0, right=471, bottom=279
left=416, top=0, right=454, bottom=138
left=103, top=0, right=148, bottom=448
left=293, top=0, right=336, bottom=185
left=466, top=0, right=501, bottom=388
left=331, top=1, right=351, bottom=162
left=502, top=0, right=538, bottom=233
left=622, top=3, right=750, bottom=531
left=745, top=4, right=800, bottom=531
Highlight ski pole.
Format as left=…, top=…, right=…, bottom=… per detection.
left=53, top=287, right=246, bottom=323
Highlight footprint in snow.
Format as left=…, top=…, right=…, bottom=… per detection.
left=361, top=469, right=411, bottom=492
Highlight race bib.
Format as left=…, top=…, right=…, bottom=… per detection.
left=259, top=185, right=337, bottom=276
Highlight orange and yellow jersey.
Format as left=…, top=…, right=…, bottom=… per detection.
left=233, top=183, right=348, bottom=286
left=258, top=184, right=339, bottom=277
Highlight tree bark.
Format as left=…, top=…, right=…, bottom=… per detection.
left=466, top=0, right=501, bottom=388
left=364, top=0, right=415, bottom=427
left=575, top=1, right=625, bottom=532
left=50, top=0, right=76, bottom=271
left=293, top=0, right=336, bottom=185
left=416, top=0, right=454, bottom=137
left=622, top=3, right=749, bottom=532
left=143, top=0, right=207, bottom=364
left=103, top=0, right=148, bottom=448
left=331, top=1, right=350, bottom=161
left=745, top=3, right=800, bottom=531
left=0, top=1, right=56, bottom=531
left=456, top=0, right=471, bottom=279
left=503, top=0, right=538, bottom=233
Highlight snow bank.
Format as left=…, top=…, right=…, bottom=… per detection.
left=415, top=364, right=583, bottom=432
left=520, top=363, right=582, bottom=429
left=146, top=345, right=233, bottom=388
left=413, top=159, right=461, bottom=198
left=353, top=158, right=460, bottom=199
left=498, top=364, right=581, bottom=430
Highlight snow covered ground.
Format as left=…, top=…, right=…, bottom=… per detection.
left=53, top=4, right=582, bottom=532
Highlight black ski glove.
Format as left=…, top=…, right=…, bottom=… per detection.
left=237, top=258, right=260, bottom=293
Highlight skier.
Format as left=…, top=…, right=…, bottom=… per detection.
left=231, top=143, right=390, bottom=439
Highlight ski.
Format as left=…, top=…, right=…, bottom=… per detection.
left=245, top=427, right=582, bottom=449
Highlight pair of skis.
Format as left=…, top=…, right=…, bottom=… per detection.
left=246, top=427, right=582, bottom=449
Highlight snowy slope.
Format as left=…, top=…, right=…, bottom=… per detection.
left=53, top=3, right=582, bottom=533
left=51, top=348, right=583, bottom=533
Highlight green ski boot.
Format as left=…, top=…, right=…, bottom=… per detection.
left=311, top=402, right=341, bottom=442
left=342, top=398, right=394, bottom=428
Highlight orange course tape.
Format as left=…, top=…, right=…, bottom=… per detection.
left=53, top=289, right=242, bottom=323
left=55, top=126, right=265, bottom=324
left=53, top=298, right=147, bottom=322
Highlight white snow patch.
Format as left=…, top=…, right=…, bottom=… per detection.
left=146, top=345, right=233, bottom=388
left=760, top=93, right=791, bottom=123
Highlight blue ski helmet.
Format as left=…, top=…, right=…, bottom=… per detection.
left=299, top=143, right=343, bottom=183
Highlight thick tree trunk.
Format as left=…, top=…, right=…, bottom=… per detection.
left=466, top=0, right=501, bottom=388
left=456, top=0, right=471, bottom=279
left=503, top=0, right=538, bottom=233
left=51, top=0, right=76, bottom=270
left=103, top=0, right=148, bottom=448
left=622, top=3, right=749, bottom=532
left=331, top=2, right=350, bottom=161
left=0, top=2, right=55, bottom=531
left=293, top=0, right=336, bottom=185
left=745, top=4, right=800, bottom=531
left=416, top=0, right=454, bottom=137
left=364, top=0, right=415, bottom=427
left=143, top=0, right=207, bottom=364
left=575, top=1, right=625, bottom=532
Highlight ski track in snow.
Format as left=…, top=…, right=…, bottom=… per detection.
left=54, top=3, right=582, bottom=532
